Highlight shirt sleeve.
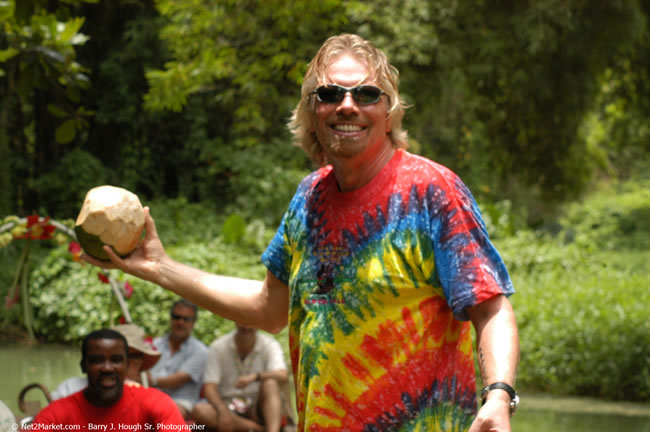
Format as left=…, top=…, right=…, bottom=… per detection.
left=265, top=338, right=287, bottom=372
left=262, top=213, right=291, bottom=284
left=179, top=348, right=207, bottom=383
left=202, top=344, right=222, bottom=385
left=262, top=171, right=320, bottom=284
left=50, top=377, right=87, bottom=400
left=430, top=171, right=514, bottom=321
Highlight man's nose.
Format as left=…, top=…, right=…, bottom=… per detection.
left=99, top=359, right=115, bottom=372
left=336, top=91, right=359, bottom=113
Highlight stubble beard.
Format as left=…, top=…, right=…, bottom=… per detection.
left=322, top=134, right=364, bottom=160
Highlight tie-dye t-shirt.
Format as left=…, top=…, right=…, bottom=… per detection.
left=262, top=149, right=514, bottom=431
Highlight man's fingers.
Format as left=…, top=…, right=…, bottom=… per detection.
left=143, top=206, right=159, bottom=240
left=80, top=253, right=116, bottom=269
left=103, top=245, right=127, bottom=268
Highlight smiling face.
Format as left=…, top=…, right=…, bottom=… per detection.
left=311, top=54, right=391, bottom=164
left=82, top=338, right=127, bottom=406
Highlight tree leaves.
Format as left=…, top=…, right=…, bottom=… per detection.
left=55, top=119, right=77, bottom=144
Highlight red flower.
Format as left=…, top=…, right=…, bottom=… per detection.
left=119, top=316, right=127, bottom=324
left=97, top=272, right=110, bottom=284
left=123, top=281, right=134, bottom=299
left=26, top=215, right=40, bottom=228
left=20, top=215, right=56, bottom=240
left=68, top=242, right=82, bottom=261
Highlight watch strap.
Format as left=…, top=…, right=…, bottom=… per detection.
left=480, top=382, right=519, bottom=415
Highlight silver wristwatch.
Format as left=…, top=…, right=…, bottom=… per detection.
left=480, top=382, right=519, bottom=415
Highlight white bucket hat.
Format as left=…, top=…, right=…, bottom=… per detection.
left=111, top=324, right=160, bottom=371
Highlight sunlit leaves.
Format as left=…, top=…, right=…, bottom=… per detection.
left=222, top=213, right=246, bottom=244
left=0, top=47, right=18, bottom=62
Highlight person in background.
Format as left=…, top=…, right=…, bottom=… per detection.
left=192, top=323, right=289, bottom=432
left=84, top=33, right=519, bottom=432
left=0, top=401, right=15, bottom=432
left=33, top=328, right=185, bottom=429
left=147, top=299, right=207, bottom=420
left=50, top=323, right=160, bottom=400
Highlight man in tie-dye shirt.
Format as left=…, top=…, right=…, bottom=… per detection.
left=86, top=34, right=519, bottom=432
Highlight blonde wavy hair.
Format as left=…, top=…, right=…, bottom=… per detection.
left=288, top=34, right=409, bottom=166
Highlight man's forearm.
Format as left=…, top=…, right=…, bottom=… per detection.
left=85, top=210, right=289, bottom=333
left=467, top=295, right=519, bottom=431
left=149, top=371, right=191, bottom=389
left=155, top=262, right=289, bottom=333
left=258, top=369, right=289, bottom=383
left=469, top=295, right=519, bottom=395
left=157, top=259, right=263, bottom=322
left=204, top=384, right=230, bottom=415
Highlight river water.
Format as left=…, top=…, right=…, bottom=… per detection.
left=1, top=343, right=649, bottom=431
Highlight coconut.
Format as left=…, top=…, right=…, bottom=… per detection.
left=75, top=185, right=145, bottom=261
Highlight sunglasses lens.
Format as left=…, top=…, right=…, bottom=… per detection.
left=315, top=85, right=383, bottom=104
left=171, top=314, right=193, bottom=322
left=354, top=86, right=382, bottom=104
left=316, top=86, right=344, bottom=103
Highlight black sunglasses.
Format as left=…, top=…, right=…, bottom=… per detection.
left=171, top=313, right=194, bottom=323
left=312, top=85, right=386, bottom=105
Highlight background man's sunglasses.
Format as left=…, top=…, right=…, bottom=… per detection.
left=312, top=85, right=386, bottom=105
left=171, top=313, right=194, bottom=323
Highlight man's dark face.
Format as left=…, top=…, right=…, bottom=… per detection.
left=82, top=338, right=127, bottom=406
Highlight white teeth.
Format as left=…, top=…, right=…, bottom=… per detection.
left=333, top=124, right=363, bottom=132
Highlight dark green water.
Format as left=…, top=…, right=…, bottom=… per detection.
left=1, top=343, right=82, bottom=418
left=1, top=343, right=649, bottom=431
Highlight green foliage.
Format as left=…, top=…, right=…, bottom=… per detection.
left=27, top=247, right=237, bottom=344
left=145, top=0, right=350, bottom=114
left=496, top=178, right=650, bottom=401
left=25, top=197, right=270, bottom=345
left=29, top=149, right=111, bottom=217
left=222, top=214, right=246, bottom=245
left=223, top=138, right=310, bottom=226
left=389, top=1, right=646, bottom=222
left=478, top=199, right=526, bottom=240
left=580, top=54, right=650, bottom=179
left=0, top=0, right=95, bottom=215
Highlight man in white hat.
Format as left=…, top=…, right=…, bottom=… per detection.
left=113, top=323, right=161, bottom=385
